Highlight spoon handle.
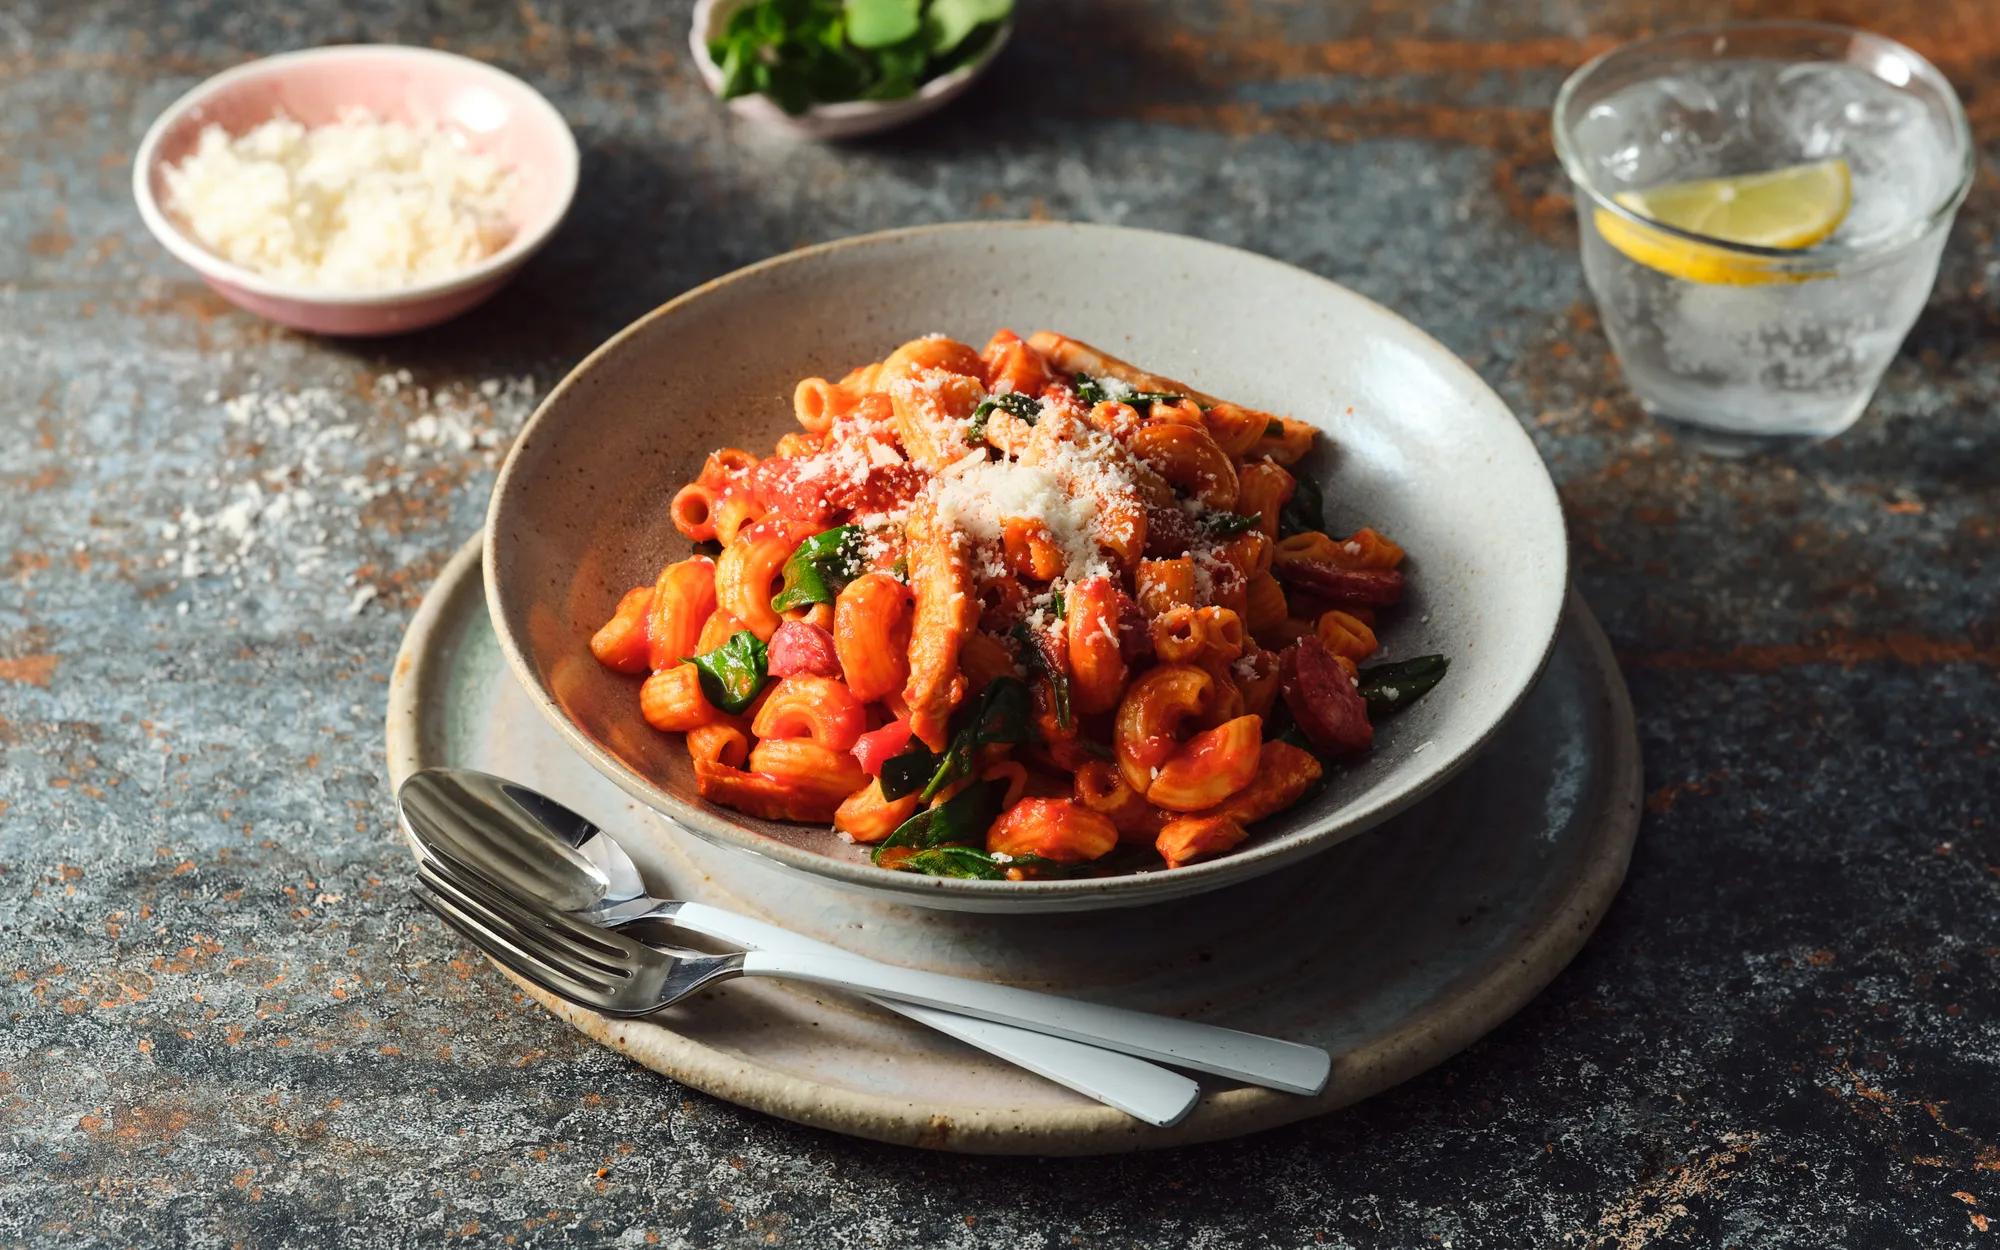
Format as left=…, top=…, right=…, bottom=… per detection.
left=664, top=901, right=1201, bottom=1127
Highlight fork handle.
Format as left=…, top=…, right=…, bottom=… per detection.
left=662, top=902, right=1200, bottom=1127
left=738, top=947, right=1330, bottom=1095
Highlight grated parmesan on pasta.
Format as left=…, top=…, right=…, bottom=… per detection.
left=163, top=111, right=517, bottom=291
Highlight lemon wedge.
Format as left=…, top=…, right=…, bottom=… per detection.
left=1593, top=158, right=1851, bottom=286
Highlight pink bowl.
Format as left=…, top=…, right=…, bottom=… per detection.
left=133, top=45, right=579, bottom=336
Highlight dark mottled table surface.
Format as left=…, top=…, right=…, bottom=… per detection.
left=5, top=1, right=1998, bottom=1245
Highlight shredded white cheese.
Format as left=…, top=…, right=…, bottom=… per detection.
left=163, top=111, right=517, bottom=291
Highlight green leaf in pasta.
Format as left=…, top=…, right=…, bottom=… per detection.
left=686, top=631, right=770, bottom=714
left=918, top=676, right=1033, bottom=801
left=1356, top=655, right=1450, bottom=718
left=1277, top=471, right=1326, bottom=538
left=871, top=777, right=1006, bottom=860
left=770, top=525, right=860, bottom=612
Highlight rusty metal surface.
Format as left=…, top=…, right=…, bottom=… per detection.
left=4, top=0, right=1998, bottom=1245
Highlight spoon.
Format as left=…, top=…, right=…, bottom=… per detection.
left=397, top=767, right=1206, bottom=1126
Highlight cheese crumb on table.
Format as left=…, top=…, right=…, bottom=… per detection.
left=163, top=111, right=517, bottom=291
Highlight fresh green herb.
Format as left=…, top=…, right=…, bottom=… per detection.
left=891, top=845, right=1075, bottom=880
left=871, top=776, right=1006, bottom=862
left=1264, top=418, right=1285, bottom=437
left=709, top=0, right=1012, bottom=116
left=1011, top=623, right=1071, bottom=731
left=1277, top=471, right=1325, bottom=538
left=686, top=631, right=770, bottom=713
left=965, top=390, right=1039, bottom=443
left=1356, top=655, right=1450, bottom=718
left=1071, top=374, right=1107, bottom=406
left=1049, top=588, right=1066, bottom=619
left=918, top=676, right=1033, bottom=801
left=890, top=555, right=909, bottom=582
left=878, top=745, right=942, bottom=801
left=1201, top=511, right=1263, bottom=537
left=1126, top=390, right=1188, bottom=407
left=770, top=525, right=860, bottom=613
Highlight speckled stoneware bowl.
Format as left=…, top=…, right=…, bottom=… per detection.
left=485, top=222, right=1569, bottom=912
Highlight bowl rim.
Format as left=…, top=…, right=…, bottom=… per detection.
left=131, top=43, right=580, bottom=308
left=484, top=220, right=1570, bottom=904
left=687, top=0, right=1013, bottom=121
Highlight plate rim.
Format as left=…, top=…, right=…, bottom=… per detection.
left=387, top=536, right=1635, bottom=1154
left=482, top=220, right=1571, bottom=907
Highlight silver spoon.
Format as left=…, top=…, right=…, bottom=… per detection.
left=397, top=767, right=1208, bottom=1125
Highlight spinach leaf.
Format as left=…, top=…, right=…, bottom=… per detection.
left=1356, top=655, right=1450, bottom=718
left=687, top=631, right=769, bottom=714
left=1277, top=471, right=1325, bottom=538
left=924, top=0, right=1010, bottom=56
left=1201, top=511, right=1263, bottom=537
left=878, top=745, right=942, bottom=801
left=918, top=676, right=1033, bottom=801
left=871, top=777, right=1006, bottom=861
left=844, top=0, right=920, bottom=48
left=1011, top=623, right=1071, bottom=732
left=770, top=525, right=859, bottom=613
left=964, top=390, right=1040, bottom=443
left=894, top=845, right=1073, bottom=880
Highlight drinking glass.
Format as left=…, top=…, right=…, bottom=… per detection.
left=1553, top=22, right=1973, bottom=454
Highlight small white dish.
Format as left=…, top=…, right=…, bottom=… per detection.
left=689, top=0, right=1012, bottom=140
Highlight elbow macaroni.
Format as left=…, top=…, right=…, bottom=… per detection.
left=588, top=329, right=1418, bottom=877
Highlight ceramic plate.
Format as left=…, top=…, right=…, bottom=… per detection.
left=485, top=222, right=1569, bottom=911
left=389, top=539, right=1636, bottom=1154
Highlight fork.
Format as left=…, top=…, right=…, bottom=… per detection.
left=415, top=849, right=1331, bottom=1094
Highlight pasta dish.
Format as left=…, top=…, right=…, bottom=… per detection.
left=588, top=330, right=1447, bottom=879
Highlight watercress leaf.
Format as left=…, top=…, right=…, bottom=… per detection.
left=1277, top=471, right=1326, bottom=538
left=924, top=0, right=1010, bottom=55
left=878, top=746, right=941, bottom=801
left=687, top=631, right=769, bottom=714
left=1357, top=655, right=1450, bottom=718
left=843, top=0, right=920, bottom=48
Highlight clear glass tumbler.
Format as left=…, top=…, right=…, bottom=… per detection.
left=1553, top=22, right=1973, bottom=454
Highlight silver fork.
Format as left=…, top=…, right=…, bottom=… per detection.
left=414, top=848, right=1330, bottom=1094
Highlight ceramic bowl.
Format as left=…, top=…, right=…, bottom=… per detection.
left=133, top=45, right=578, bottom=336
left=485, top=222, right=1569, bottom=912
left=689, top=0, right=1012, bottom=141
